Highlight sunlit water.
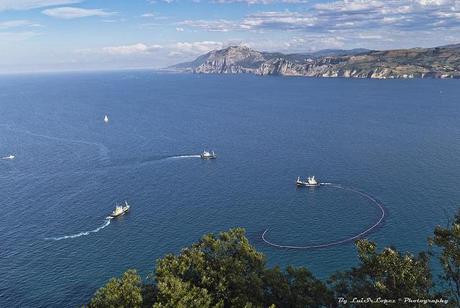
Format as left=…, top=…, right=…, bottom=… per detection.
left=0, top=71, right=459, bottom=307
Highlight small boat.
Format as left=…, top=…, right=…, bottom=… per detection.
left=200, top=150, right=216, bottom=159
left=2, top=155, right=15, bottom=160
left=110, top=201, right=130, bottom=218
left=296, top=176, right=320, bottom=187
left=104, top=115, right=109, bottom=123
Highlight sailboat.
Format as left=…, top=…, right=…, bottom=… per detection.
left=104, top=115, right=109, bottom=123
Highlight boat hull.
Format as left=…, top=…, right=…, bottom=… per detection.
left=296, top=182, right=320, bottom=187
left=200, top=155, right=216, bottom=159
left=110, top=211, right=128, bottom=218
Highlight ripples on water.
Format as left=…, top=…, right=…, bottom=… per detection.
left=0, top=72, right=459, bottom=307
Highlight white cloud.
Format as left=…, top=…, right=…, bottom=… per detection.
left=79, top=43, right=162, bottom=55
left=0, top=20, right=41, bottom=29
left=213, top=0, right=308, bottom=4
left=179, top=0, right=460, bottom=33
left=171, top=0, right=460, bottom=53
left=141, top=12, right=155, bottom=18
left=171, top=41, right=224, bottom=55
left=179, top=19, right=235, bottom=32
left=78, top=41, right=224, bottom=58
left=417, top=0, right=451, bottom=6
left=42, top=7, right=115, bottom=19
left=147, top=0, right=175, bottom=3
left=102, top=43, right=162, bottom=55
left=314, top=0, right=384, bottom=12
left=179, top=12, right=317, bottom=32
left=0, top=31, right=41, bottom=42
left=357, top=34, right=384, bottom=40
left=0, top=0, right=81, bottom=11
left=242, top=11, right=317, bottom=30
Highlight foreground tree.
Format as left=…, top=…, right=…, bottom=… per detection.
left=262, top=266, right=334, bottom=307
left=89, top=213, right=460, bottom=307
left=89, top=269, right=143, bottom=308
left=429, top=210, right=460, bottom=306
left=154, top=228, right=332, bottom=307
left=329, top=240, right=432, bottom=303
left=154, top=228, right=266, bottom=307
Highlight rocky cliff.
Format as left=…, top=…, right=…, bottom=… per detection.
left=170, top=45, right=460, bottom=79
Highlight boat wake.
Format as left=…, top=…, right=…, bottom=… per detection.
left=165, top=154, right=201, bottom=160
left=45, top=217, right=113, bottom=241
left=90, top=154, right=203, bottom=173
left=1, top=124, right=110, bottom=164
left=262, top=183, right=386, bottom=250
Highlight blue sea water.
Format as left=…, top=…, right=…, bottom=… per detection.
left=0, top=71, right=459, bottom=307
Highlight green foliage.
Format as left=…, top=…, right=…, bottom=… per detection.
left=154, top=228, right=266, bottom=307
left=89, top=269, right=143, bottom=308
left=153, top=275, right=212, bottom=308
left=329, top=240, right=432, bottom=302
left=263, top=266, right=334, bottom=307
left=429, top=210, right=460, bottom=305
left=140, top=284, right=156, bottom=308
left=88, top=210, right=460, bottom=307
left=153, top=228, right=332, bottom=308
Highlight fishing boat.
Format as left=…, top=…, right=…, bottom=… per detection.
left=110, top=201, right=130, bottom=218
left=200, top=150, right=216, bottom=159
left=296, top=176, right=320, bottom=187
left=2, top=155, right=15, bottom=160
left=104, top=115, right=109, bottom=123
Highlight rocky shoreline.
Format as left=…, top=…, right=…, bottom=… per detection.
left=170, top=45, right=460, bottom=79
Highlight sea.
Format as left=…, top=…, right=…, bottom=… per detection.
left=0, top=71, right=459, bottom=307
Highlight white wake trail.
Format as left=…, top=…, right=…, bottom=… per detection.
left=46, top=217, right=112, bottom=241
left=2, top=125, right=110, bottom=164
left=166, top=155, right=201, bottom=159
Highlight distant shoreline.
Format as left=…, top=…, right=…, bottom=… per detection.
left=170, top=44, right=460, bottom=80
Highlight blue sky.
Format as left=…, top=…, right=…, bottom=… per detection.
left=1, top=0, right=460, bottom=72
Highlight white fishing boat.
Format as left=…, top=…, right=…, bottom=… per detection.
left=104, top=115, right=109, bottom=123
left=296, top=176, right=320, bottom=187
left=200, top=150, right=216, bottom=159
left=2, top=155, right=15, bottom=160
left=110, top=201, right=130, bottom=218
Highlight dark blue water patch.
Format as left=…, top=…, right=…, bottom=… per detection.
left=261, top=184, right=386, bottom=249
left=0, top=71, right=459, bottom=306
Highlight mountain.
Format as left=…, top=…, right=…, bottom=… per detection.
left=169, top=45, right=460, bottom=79
left=308, top=48, right=371, bottom=57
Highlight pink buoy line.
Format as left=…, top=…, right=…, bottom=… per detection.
left=262, top=183, right=386, bottom=250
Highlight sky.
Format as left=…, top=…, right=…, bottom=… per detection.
left=1, top=0, right=460, bottom=72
